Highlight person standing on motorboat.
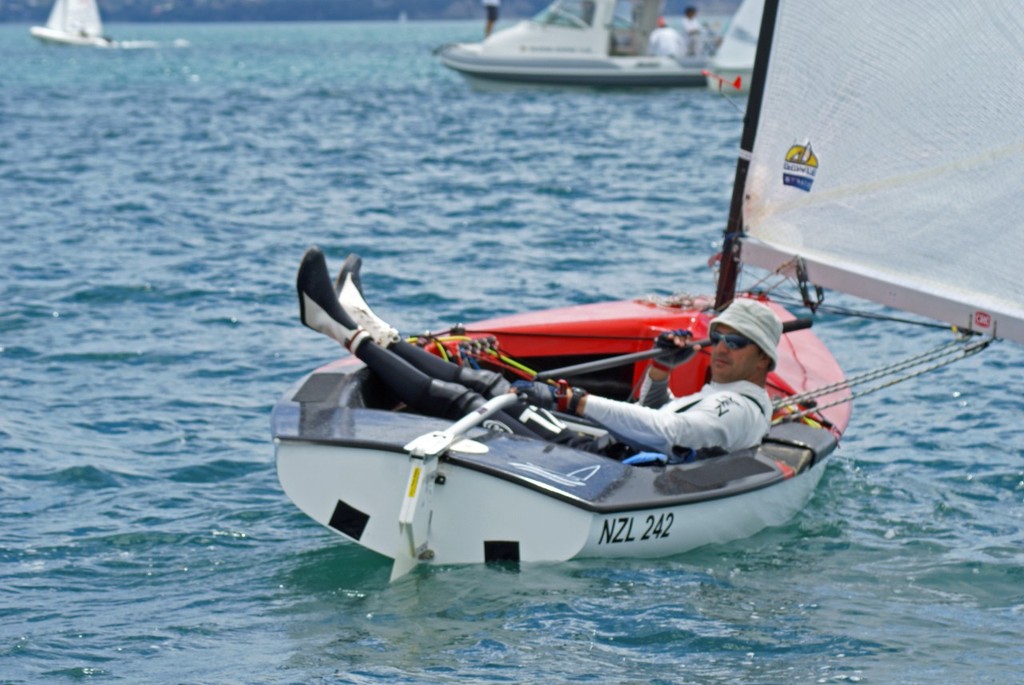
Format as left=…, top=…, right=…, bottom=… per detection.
left=681, top=6, right=706, bottom=56
left=647, top=16, right=687, bottom=58
left=483, top=0, right=500, bottom=38
left=296, top=248, right=779, bottom=462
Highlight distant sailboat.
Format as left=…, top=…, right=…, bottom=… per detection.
left=704, top=0, right=763, bottom=91
left=30, top=0, right=115, bottom=48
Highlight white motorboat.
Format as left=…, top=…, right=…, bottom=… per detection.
left=438, top=0, right=719, bottom=88
left=275, top=0, right=1024, bottom=581
left=30, top=0, right=114, bottom=48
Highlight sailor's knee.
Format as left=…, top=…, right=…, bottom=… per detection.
left=426, top=379, right=485, bottom=416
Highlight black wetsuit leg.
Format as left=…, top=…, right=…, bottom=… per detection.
left=388, top=340, right=511, bottom=397
left=354, top=341, right=566, bottom=441
left=355, top=342, right=481, bottom=418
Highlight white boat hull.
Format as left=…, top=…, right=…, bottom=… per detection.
left=277, top=440, right=593, bottom=564
left=30, top=25, right=112, bottom=47
left=272, top=297, right=846, bottom=576
left=440, top=43, right=709, bottom=88
left=276, top=435, right=828, bottom=565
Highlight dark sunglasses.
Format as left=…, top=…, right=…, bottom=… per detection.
left=709, top=330, right=754, bottom=350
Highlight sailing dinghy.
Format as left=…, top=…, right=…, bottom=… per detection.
left=273, top=0, right=1023, bottom=580
left=30, top=0, right=114, bottom=48
left=703, top=0, right=763, bottom=92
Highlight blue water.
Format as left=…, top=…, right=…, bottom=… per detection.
left=2, top=20, right=1023, bottom=684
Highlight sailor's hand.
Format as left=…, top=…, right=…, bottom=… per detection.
left=510, top=380, right=557, bottom=410
left=653, top=329, right=696, bottom=369
left=655, top=328, right=693, bottom=348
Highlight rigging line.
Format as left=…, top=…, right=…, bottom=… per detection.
left=775, top=337, right=990, bottom=407
left=627, top=361, right=656, bottom=402
left=742, top=255, right=957, bottom=331
left=740, top=273, right=792, bottom=299
left=743, top=271, right=954, bottom=332
left=492, top=352, right=536, bottom=377
left=784, top=339, right=989, bottom=404
left=704, top=74, right=745, bottom=113
left=462, top=328, right=657, bottom=343
left=767, top=293, right=955, bottom=331
left=773, top=338, right=991, bottom=422
left=738, top=255, right=802, bottom=295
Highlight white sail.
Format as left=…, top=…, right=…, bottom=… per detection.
left=738, top=1, right=1024, bottom=345
left=710, top=0, right=762, bottom=70
left=45, top=0, right=104, bottom=38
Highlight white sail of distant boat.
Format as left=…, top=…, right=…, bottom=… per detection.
left=30, top=0, right=114, bottom=48
left=733, top=0, right=1024, bottom=345
left=704, top=0, right=763, bottom=91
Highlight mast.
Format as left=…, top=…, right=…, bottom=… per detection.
left=713, top=0, right=781, bottom=310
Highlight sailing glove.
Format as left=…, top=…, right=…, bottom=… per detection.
left=511, top=380, right=557, bottom=410
left=653, top=329, right=696, bottom=369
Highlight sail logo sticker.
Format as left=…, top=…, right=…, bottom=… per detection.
left=783, top=142, right=818, bottom=192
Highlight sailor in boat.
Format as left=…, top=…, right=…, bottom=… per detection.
left=297, top=247, right=779, bottom=463
left=681, top=6, right=715, bottom=56
left=549, top=298, right=779, bottom=464
left=647, top=17, right=687, bottom=59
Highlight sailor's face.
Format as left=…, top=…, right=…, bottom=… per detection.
left=708, top=324, right=769, bottom=384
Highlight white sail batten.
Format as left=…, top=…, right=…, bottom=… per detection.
left=738, top=1, right=1024, bottom=344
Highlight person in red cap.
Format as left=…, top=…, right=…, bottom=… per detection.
left=647, top=16, right=686, bottom=58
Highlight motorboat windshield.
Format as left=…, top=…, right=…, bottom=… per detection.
left=609, top=0, right=661, bottom=56
left=528, top=0, right=661, bottom=55
left=532, top=0, right=599, bottom=28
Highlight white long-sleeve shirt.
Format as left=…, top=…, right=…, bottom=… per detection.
left=647, top=27, right=686, bottom=57
left=582, top=378, right=771, bottom=456
left=680, top=15, right=705, bottom=56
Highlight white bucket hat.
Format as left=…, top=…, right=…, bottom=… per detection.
left=709, top=299, right=783, bottom=370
